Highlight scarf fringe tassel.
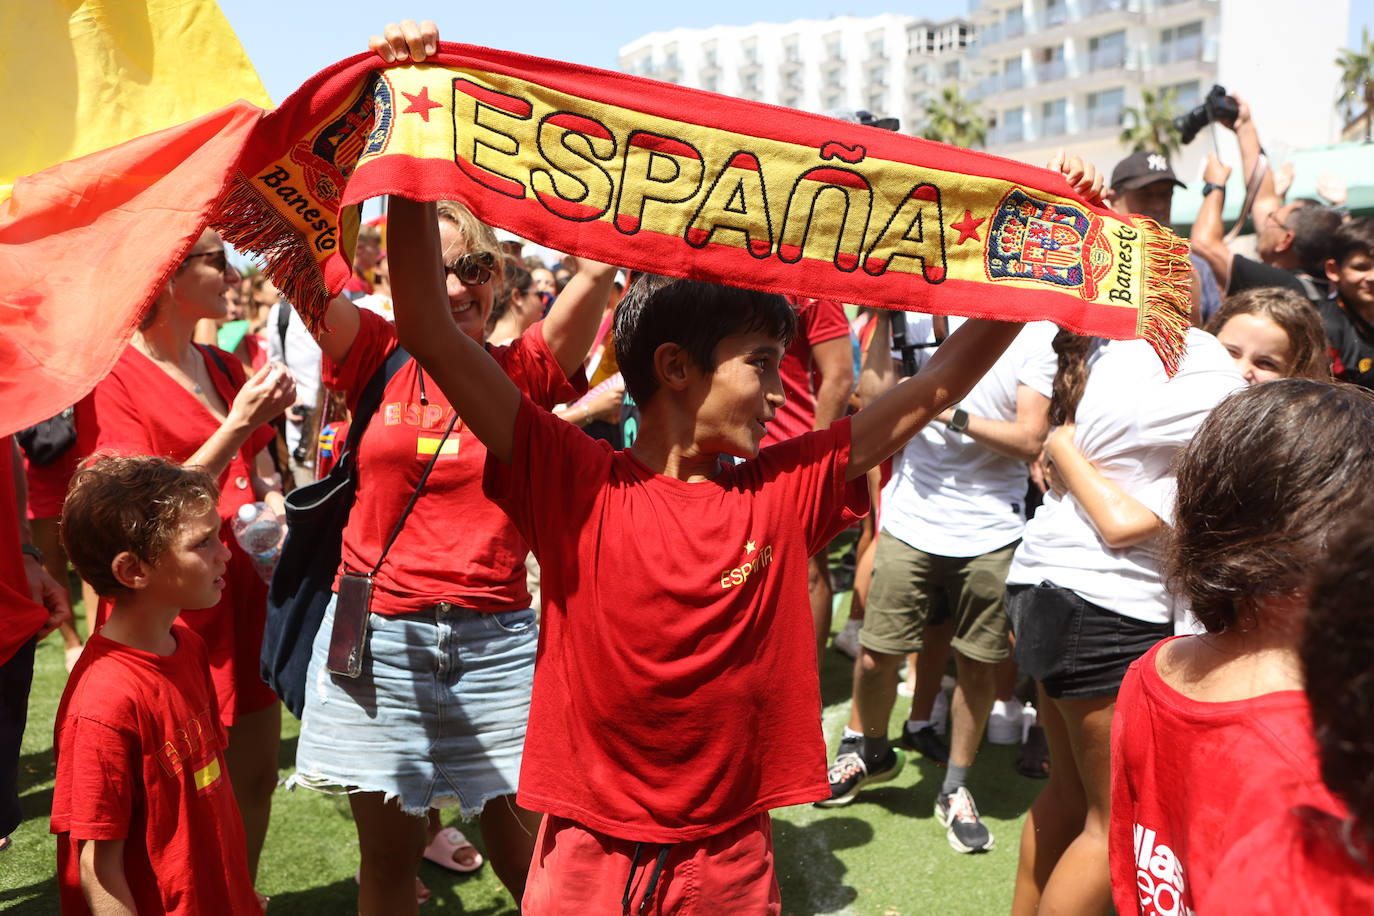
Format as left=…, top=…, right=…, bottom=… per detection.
left=1137, top=217, right=1194, bottom=377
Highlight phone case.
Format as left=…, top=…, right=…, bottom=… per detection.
left=327, top=573, right=372, bottom=677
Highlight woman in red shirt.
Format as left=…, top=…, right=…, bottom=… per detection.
left=291, top=27, right=616, bottom=911
left=1108, top=380, right=1373, bottom=915
left=89, top=229, right=296, bottom=887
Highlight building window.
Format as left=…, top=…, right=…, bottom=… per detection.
left=1035, top=45, right=1067, bottom=83
left=1162, top=79, right=1201, bottom=110
left=869, top=64, right=887, bottom=86
left=997, top=107, right=1025, bottom=143
left=826, top=66, right=844, bottom=89
left=868, top=33, right=886, bottom=59
left=1005, top=8, right=1026, bottom=38
left=1045, top=0, right=1069, bottom=27
left=703, top=75, right=719, bottom=93
left=824, top=91, right=844, bottom=110
left=1041, top=98, right=1068, bottom=137
left=868, top=91, right=886, bottom=112
left=703, top=44, right=718, bottom=69
left=1158, top=21, right=1204, bottom=65
left=784, top=36, right=801, bottom=63
left=1088, top=30, right=1127, bottom=71
left=741, top=71, right=759, bottom=93
left=1085, top=87, right=1125, bottom=127
left=1004, top=56, right=1024, bottom=89
left=825, top=34, right=843, bottom=60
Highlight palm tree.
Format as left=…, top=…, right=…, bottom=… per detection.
left=920, top=87, right=987, bottom=149
left=1119, top=87, right=1182, bottom=157
left=1337, top=27, right=1374, bottom=141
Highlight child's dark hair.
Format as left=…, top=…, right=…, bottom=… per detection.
left=1304, top=510, right=1374, bottom=849
left=613, top=275, right=798, bottom=404
left=1203, top=287, right=1332, bottom=381
left=1048, top=329, right=1096, bottom=426
left=1167, top=380, right=1374, bottom=634
left=487, top=260, right=533, bottom=330
left=1328, top=216, right=1374, bottom=267
left=61, top=455, right=219, bottom=597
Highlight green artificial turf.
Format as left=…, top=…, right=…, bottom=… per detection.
left=3, top=593, right=1043, bottom=914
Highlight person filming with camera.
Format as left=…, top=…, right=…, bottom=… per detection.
left=1187, top=89, right=1342, bottom=301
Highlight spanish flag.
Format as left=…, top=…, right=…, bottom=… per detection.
left=0, top=1, right=270, bottom=436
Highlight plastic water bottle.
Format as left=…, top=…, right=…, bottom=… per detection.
left=232, top=502, right=285, bottom=583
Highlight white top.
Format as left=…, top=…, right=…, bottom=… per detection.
left=881, top=317, right=1058, bottom=558
left=1006, top=328, right=1244, bottom=624
left=265, top=302, right=323, bottom=455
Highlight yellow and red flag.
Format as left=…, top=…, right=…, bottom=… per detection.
left=217, top=44, right=1191, bottom=372
left=0, top=0, right=269, bottom=436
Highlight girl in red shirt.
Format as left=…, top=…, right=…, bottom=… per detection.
left=89, top=229, right=296, bottom=887
left=1109, top=380, right=1374, bottom=916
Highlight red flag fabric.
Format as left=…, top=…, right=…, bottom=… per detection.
left=0, top=102, right=261, bottom=437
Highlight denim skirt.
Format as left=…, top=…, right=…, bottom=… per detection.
left=293, top=593, right=537, bottom=816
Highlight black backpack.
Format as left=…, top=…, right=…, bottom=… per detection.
left=260, top=347, right=410, bottom=718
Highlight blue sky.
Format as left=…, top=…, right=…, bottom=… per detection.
left=221, top=0, right=1374, bottom=105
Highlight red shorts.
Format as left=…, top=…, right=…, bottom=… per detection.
left=522, top=811, right=781, bottom=915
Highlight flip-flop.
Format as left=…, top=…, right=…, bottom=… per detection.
left=354, top=872, right=432, bottom=905
left=423, top=826, right=485, bottom=874
left=1015, top=725, right=1051, bottom=780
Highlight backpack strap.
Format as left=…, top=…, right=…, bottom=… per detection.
left=335, top=346, right=412, bottom=471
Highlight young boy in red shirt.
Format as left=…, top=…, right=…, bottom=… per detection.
left=375, top=20, right=1102, bottom=912
left=51, top=456, right=262, bottom=915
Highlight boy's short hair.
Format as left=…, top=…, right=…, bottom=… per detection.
left=613, top=275, right=798, bottom=404
left=61, top=456, right=219, bottom=597
left=1203, top=287, right=1332, bottom=381
left=1304, top=509, right=1374, bottom=847
left=1167, top=379, right=1374, bottom=634
left=1327, top=216, right=1374, bottom=266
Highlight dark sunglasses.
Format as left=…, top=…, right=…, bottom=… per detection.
left=443, top=250, right=497, bottom=286
left=181, top=249, right=231, bottom=274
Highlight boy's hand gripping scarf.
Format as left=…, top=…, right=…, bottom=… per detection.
left=216, top=43, right=1192, bottom=371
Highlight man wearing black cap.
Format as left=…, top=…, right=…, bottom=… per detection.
left=1107, top=150, right=1219, bottom=321
left=1106, top=150, right=1185, bottom=226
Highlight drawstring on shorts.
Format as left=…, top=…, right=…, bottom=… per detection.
left=621, top=841, right=673, bottom=914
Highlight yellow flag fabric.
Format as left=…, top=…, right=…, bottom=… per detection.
left=0, top=0, right=270, bottom=200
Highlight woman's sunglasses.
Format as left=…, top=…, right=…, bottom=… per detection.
left=182, top=249, right=231, bottom=274
left=443, top=250, right=497, bottom=286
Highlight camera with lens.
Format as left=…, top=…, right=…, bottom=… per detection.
left=1174, top=84, right=1240, bottom=145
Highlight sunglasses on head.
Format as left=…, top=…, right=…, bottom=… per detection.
left=182, top=249, right=230, bottom=274
left=443, top=250, right=497, bottom=286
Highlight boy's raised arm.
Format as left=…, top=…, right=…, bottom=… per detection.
left=388, top=196, right=522, bottom=464
left=847, top=318, right=1024, bottom=481
left=541, top=256, right=618, bottom=379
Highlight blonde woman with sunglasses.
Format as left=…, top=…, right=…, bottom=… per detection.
left=291, top=57, right=617, bottom=907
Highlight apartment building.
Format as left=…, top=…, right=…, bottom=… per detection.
left=973, top=0, right=1350, bottom=193
left=618, top=15, right=972, bottom=134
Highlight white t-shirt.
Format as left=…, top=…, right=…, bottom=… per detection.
left=881, top=317, right=1058, bottom=558
left=265, top=302, right=323, bottom=455
left=1006, top=328, right=1244, bottom=624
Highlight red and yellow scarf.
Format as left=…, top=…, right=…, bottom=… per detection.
left=218, top=43, right=1191, bottom=371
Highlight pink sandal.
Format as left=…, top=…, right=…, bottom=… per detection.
left=423, top=827, right=484, bottom=874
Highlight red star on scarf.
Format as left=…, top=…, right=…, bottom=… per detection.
left=402, top=86, right=443, bottom=121
left=951, top=210, right=987, bottom=246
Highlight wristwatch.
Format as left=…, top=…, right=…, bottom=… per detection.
left=20, top=543, right=43, bottom=565
left=1202, top=182, right=1225, bottom=197
left=947, top=407, right=970, bottom=434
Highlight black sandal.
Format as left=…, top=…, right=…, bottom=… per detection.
left=1015, top=725, right=1051, bottom=779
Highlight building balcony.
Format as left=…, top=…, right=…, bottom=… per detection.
left=1085, top=106, right=1123, bottom=128
left=1155, top=35, right=1205, bottom=65
left=1088, top=48, right=1128, bottom=72
left=1043, top=5, right=1070, bottom=27
left=988, top=123, right=1025, bottom=144
left=1035, top=59, right=1068, bottom=83
left=1004, top=69, right=1025, bottom=90
left=1040, top=114, right=1068, bottom=137
left=1087, top=0, right=1132, bottom=13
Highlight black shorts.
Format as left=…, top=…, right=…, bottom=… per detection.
left=1006, top=583, right=1170, bottom=700
left=1, top=637, right=37, bottom=837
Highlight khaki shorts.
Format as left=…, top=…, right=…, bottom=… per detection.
left=859, top=532, right=1017, bottom=663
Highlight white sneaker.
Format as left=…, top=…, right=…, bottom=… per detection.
left=986, top=698, right=1024, bottom=745
left=832, top=618, right=862, bottom=659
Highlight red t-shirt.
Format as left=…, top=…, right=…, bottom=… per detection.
left=1109, top=637, right=1342, bottom=916
left=0, top=437, right=47, bottom=667
left=485, top=398, right=869, bottom=842
left=51, top=626, right=261, bottom=916
left=90, top=344, right=278, bottom=725
left=325, top=309, right=584, bottom=614
left=1199, top=807, right=1374, bottom=914
left=761, top=297, right=850, bottom=447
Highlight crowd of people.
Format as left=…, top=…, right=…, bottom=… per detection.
left=3, top=19, right=1373, bottom=915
